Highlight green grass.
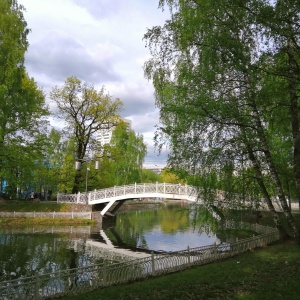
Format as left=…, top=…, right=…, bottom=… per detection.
left=59, top=240, right=300, bottom=300
left=0, top=217, right=94, bottom=225
left=0, top=200, right=72, bottom=212
left=0, top=200, right=94, bottom=225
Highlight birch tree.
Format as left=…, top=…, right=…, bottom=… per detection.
left=144, top=0, right=300, bottom=242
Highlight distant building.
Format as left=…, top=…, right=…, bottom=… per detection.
left=145, top=166, right=164, bottom=175
left=97, top=118, right=132, bottom=146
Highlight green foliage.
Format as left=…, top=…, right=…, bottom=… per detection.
left=50, top=77, right=123, bottom=193
left=102, top=122, right=147, bottom=186
left=140, top=169, right=161, bottom=183
left=0, top=0, right=49, bottom=197
left=144, top=0, right=300, bottom=240
left=160, top=168, right=185, bottom=184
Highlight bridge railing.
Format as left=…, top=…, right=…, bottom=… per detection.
left=57, top=192, right=88, bottom=204
left=57, top=183, right=198, bottom=204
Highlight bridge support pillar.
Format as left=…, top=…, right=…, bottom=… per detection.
left=91, top=211, right=103, bottom=224
left=101, top=199, right=117, bottom=216
left=110, top=200, right=125, bottom=215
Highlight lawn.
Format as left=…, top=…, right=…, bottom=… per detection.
left=0, top=200, right=94, bottom=225
left=0, top=199, right=72, bottom=212
left=58, top=240, right=300, bottom=300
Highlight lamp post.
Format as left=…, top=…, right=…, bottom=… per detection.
left=85, top=167, right=90, bottom=194
left=75, top=159, right=100, bottom=196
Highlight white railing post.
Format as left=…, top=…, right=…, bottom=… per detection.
left=77, top=192, right=80, bottom=203
left=164, top=182, right=166, bottom=194
left=143, top=183, right=145, bottom=193
left=156, top=181, right=158, bottom=193
left=124, top=185, right=126, bottom=195
left=135, top=182, right=137, bottom=194
left=114, top=186, right=116, bottom=197
left=151, top=252, right=155, bottom=275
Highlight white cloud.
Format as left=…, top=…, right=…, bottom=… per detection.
left=20, top=0, right=170, bottom=167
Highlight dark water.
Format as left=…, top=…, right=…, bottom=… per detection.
left=0, top=202, right=232, bottom=282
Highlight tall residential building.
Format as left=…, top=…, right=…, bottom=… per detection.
left=97, top=118, right=132, bottom=146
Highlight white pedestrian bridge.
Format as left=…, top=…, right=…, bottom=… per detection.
left=57, top=183, right=199, bottom=216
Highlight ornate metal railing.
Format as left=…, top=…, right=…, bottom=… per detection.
left=0, top=222, right=280, bottom=300
left=57, top=183, right=198, bottom=205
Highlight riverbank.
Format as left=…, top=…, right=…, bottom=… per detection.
left=0, top=217, right=95, bottom=225
left=0, top=199, right=162, bottom=212
left=0, top=199, right=163, bottom=225
left=0, top=198, right=298, bottom=226
left=58, top=239, right=300, bottom=300
left=0, top=199, right=94, bottom=225
left=0, top=199, right=92, bottom=212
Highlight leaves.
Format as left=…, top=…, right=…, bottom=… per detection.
left=0, top=0, right=49, bottom=196
left=144, top=0, right=300, bottom=240
left=50, top=76, right=123, bottom=193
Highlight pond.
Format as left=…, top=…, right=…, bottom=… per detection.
left=0, top=201, right=247, bottom=282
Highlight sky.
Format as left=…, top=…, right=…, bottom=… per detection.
left=19, top=0, right=170, bottom=168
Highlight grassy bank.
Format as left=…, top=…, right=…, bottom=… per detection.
left=59, top=240, right=300, bottom=300
left=0, top=199, right=164, bottom=225
left=0, top=217, right=94, bottom=226
left=0, top=200, right=75, bottom=212
left=0, top=199, right=94, bottom=225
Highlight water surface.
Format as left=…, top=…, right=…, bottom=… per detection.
left=0, top=202, right=227, bottom=281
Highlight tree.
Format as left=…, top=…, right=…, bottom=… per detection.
left=105, top=121, right=147, bottom=185
left=160, top=168, right=184, bottom=184
left=144, top=0, right=300, bottom=242
left=0, top=0, right=49, bottom=197
left=140, top=168, right=161, bottom=183
left=50, top=76, right=123, bottom=193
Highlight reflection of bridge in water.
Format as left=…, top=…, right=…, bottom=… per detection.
left=0, top=226, right=152, bottom=261
left=84, top=230, right=151, bottom=260
left=57, top=183, right=199, bottom=216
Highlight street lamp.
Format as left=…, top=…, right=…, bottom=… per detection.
left=85, top=167, right=90, bottom=194
left=75, top=159, right=100, bottom=195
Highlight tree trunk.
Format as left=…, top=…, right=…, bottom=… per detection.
left=250, top=96, right=300, bottom=244
left=247, top=142, right=289, bottom=240
left=72, top=171, right=81, bottom=194
left=287, top=46, right=300, bottom=211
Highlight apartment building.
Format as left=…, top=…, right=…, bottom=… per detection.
left=97, top=118, right=132, bottom=146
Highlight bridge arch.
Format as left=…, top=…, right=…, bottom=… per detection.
left=57, top=183, right=199, bottom=216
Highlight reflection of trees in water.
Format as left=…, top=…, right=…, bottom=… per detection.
left=68, top=249, right=78, bottom=289
left=105, top=204, right=223, bottom=249
left=0, top=206, right=256, bottom=282
left=107, top=203, right=256, bottom=250
left=107, top=206, right=191, bottom=248
left=189, top=205, right=220, bottom=236
left=0, top=233, right=95, bottom=282
left=191, top=205, right=261, bottom=242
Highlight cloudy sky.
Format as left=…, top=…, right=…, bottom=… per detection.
left=19, top=0, right=170, bottom=167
